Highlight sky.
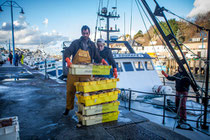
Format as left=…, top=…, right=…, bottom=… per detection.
left=0, top=0, right=210, bottom=55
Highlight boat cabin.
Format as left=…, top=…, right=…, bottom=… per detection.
left=113, top=53, right=162, bottom=92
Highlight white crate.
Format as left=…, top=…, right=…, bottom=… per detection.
left=77, top=101, right=120, bottom=116
left=69, top=64, right=111, bottom=75
left=0, top=116, right=20, bottom=140
left=69, top=64, right=93, bottom=75
left=76, top=111, right=119, bottom=126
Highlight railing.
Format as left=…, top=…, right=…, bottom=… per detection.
left=119, top=88, right=210, bottom=135
left=162, top=77, right=210, bottom=87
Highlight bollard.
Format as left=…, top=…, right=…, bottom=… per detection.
left=163, top=77, right=166, bottom=85
left=162, top=95, right=166, bottom=124
left=56, top=64, right=58, bottom=78
left=128, top=89, right=132, bottom=111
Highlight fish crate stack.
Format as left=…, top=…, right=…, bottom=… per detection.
left=69, top=64, right=120, bottom=126
left=0, top=116, right=20, bottom=140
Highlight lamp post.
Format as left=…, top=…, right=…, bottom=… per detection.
left=0, top=0, right=24, bottom=65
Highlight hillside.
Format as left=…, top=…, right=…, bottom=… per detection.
left=134, top=11, right=210, bottom=46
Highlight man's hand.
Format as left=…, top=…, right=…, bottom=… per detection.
left=101, top=59, right=108, bottom=65
left=65, top=57, right=72, bottom=68
left=113, top=68, right=118, bottom=78
left=161, top=70, right=168, bottom=78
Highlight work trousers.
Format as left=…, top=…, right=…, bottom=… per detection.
left=176, top=91, right=188, bottom=120
left=66, top=74, right=90, bottom=110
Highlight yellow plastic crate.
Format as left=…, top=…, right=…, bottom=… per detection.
left=77, top=101, right=120, bottom=115
left=69, top=64, right=111, bottom=75
left=92, top=65, right=111, bottom=75
left=74, top=78, right=119, bottom=93
left=76, top=111, right=119, bottom=126
left=76, top=90, right=120, bottom=106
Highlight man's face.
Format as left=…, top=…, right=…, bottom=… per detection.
left=82, top=29, right=90, bottom=40
left=97, top=42, right=105, bottom=51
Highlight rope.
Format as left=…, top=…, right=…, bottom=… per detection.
left=156, top=18, right=206, bottom=62
left=154, top=17, right=203, bottom=97
left=130, top=0, right=133, bottom=40
left=138, top=0, right=202, bottom=98
left=94, top=0, right=102, bottom=41
left=107, top=0, right=109, bottom=9
left=115, top=0, right=117, bottom=15
left=137, top=0, right=174, bottom=59
left=136, top=0, right=171, bottom=70
left=163, top=7, right=210, bottom=31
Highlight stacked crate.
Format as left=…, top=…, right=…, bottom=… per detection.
left=69, top=64, right=120, bottom=126
left=0, top=116, right=20, bottom=140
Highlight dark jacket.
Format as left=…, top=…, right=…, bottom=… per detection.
left=15, top=53, right=19, bottom=62
left=98, top=47, right=116, bottom=68
left=167, top=72, right=191, bottom=92
left=9, top=53, right=13, bottom=59
left=64, top=37, right=102, bottom=63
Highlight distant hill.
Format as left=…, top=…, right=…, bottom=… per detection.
left=134, top=11, right=210, bottom=46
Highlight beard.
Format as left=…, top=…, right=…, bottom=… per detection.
left=81, top=36, right=89, bottom=41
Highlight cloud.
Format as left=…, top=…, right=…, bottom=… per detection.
left=188, top=0, right=210, bottom=17
left=0, top=16, right=68, bottom=54
left=1, top=17, right=28, bottom=31
left=43, top=18, right=48, bottom=25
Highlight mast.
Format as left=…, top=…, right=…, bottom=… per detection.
left=201, top=30, right=210, bottom=130
left=139, top=0, right=209, bottom=130
left=140, top=0, right=200, bottom=102
left=98, top=7, right=120, bottom=48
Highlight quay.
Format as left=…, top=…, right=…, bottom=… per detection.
left=0, top=62, right=190, bottom=139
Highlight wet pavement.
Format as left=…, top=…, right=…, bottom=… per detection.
left=0, top=63, right=189, bottom=140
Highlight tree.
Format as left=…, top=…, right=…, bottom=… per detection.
left=195, top=11, right=210, bottom=29
left=176, top=29, right=185, bottom=43
left=134, top=30, right=143, bottom=39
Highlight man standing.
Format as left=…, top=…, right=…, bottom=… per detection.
left=21, top=53, right=24, bottom=64
left=96, top=38, right=117, bottom=78
left=63, top=25, right=108, bottom=115
left=9, top=52, right=13, bottom=65
left=15, top=53, right=19, bottom=66
left=162, top=67, right=190, bottom=123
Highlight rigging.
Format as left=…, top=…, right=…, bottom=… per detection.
left=138, top=0, right=209, bottom=130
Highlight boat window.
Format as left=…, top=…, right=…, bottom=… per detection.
left=40, top=65, right=43, bottom=69
left=48, top=64, right=51, bottom=67
left=144, top=61, right=154, bottom=70
left=123, top=62, right=134, bottom=72
left=133, top=62, right=144, bottom=71
left=52, top=64, right=55, bottom=67
left=116, top=62, right=123, bottom=72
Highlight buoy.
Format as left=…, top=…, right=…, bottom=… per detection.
left=152, top=85, right=172, bottom=94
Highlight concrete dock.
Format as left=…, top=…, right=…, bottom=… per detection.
left=0, top=62, right=189, bottom=140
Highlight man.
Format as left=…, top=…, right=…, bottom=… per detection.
left=9, top=52, right=13, bottom=65
left=96, top=38, right=117, bottom=78
left=162, top=67, right=190, bottom=123
left=21, top=53, right=24, bottom=64
left=63, top=25, right=108, bottom=115
left=15, top=53, right=19, bottom=66
left=19, top=53, right=22, bottom=64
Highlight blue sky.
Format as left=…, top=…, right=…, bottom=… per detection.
left=0, top=0, right=209, bottom=54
